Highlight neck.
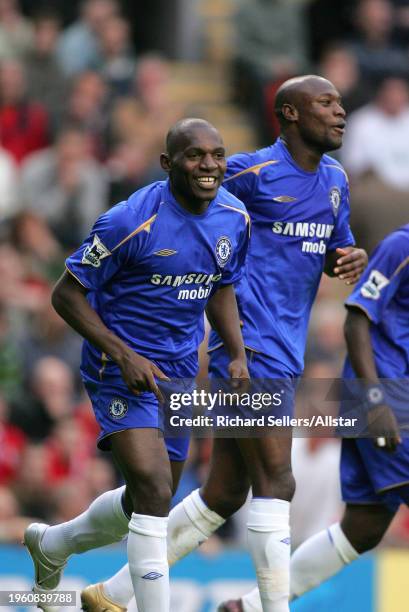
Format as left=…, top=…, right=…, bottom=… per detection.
left=280, top=133, right=322, bottom=172
left=171, top=185, right=210, bottom=215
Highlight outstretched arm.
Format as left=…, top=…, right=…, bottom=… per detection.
left=52, top=271, right=169, bottom=400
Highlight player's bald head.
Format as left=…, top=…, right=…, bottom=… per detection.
left=165, top=118, right=222, bottom=157
left=274, top=75, right=336, bottom=125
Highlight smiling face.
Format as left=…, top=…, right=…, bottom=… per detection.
left=161, top=120, right=227, bottom=212
left=296, top=79, right=346, bottom=153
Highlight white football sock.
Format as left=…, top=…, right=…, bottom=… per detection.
left=127, top=513, right=169, bottom=612
left=290, top=522, right=359, bottom=599
left=242, top=521, right=359, bottom=611
left=247, top=498, right=291, bottom=612
left=104, top=488, right=225, bottom=605
left=42, top=486, right=128, bottom=562
left=167, top=487, right=225, bottom=565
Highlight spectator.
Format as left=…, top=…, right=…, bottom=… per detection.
left=21, top=126, right=108, bottom=248
left=347, top=0, right=409, bottom=84
left=107, top=141, right=165, bottom=205
left=0, top=59, right=49, bottom=164
left=13, top=443, right=52, bottom=521
left=109, top=54, right=185, bottom=160
left=231, top=0, right=310, bottom=144
left=13, top=356, right=75, bottom=441
left=56, top=0, right=119, bottom=76
left=17, top=300, right=82, bottom=386
left=63, top=71, right=109, bottom=160
left=10, top=211, right=64, bottom=282
left=45, top=416, right=95, bottom=484
left=318, top=44, right=373, bottom=115
left=0, top=0, right=33, bottom=61
left=0, top=242, right=49, bottom=312
left=24, top=9, right=69, bottom=134
left=341, top=76, right=409, bottom=252
left=97, top=14, right=136, bottom=99
left=342, top=76, right=409, bottom=188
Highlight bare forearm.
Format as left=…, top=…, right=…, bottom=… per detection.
left=52, top=272, right=132, bottom=365
left=206, top=284, right=245, bottom=360
left=344, top=309, right=379, bottom=383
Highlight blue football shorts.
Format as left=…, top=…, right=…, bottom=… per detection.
left=84, top=351, right=198, bottom=461
left=341, top=437, right=409, bottom=513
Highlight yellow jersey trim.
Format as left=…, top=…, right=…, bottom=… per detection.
left=224, top=160, right=279, bottom=182
left=111, top=214, right=158, bottom=252
left=391, top=255, right=409, bottom=278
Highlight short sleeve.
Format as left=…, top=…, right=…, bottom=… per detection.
left=223, top=153, right=258, bottom=206
left=327, top=180, right=355, bottom=251
left=219, top=216, right=250, bottom=286
left=345, top=231, right=409, bottom=323
left=65, top=203, right=138, bottom=291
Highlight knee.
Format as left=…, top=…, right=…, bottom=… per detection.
left=343, top=522, right=386, bottom=554
left=126, top=469, right=172, bottom=516
left=201, top=479, right=250, bottom=518
left=252, top=465, right=295, bottom=501
left=341, top=508, right=391, bottom=554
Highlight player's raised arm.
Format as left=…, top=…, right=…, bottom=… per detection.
left=344, top=307, right=401, bottom=451
left=52, top=271, right=168, bottom=400
left=206, top=284, right=248, bottom=380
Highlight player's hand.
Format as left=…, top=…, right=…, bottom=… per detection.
left=367, top=404, right=402, bottom=452
left=333, top=247, right=368, bottom=285
left=228, top=357, right=250, bottom=391
left=118, top=350, right=170, bottom=402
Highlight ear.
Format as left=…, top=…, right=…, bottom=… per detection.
left=281, top=103, right=298, bottom=123
left=160, top=153, right=171, bottom=172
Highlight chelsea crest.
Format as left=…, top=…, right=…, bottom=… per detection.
left=215, top=236, right=233, bottom=267
left=329, top=187, right=341, bottom=217
left=109, top=397, right=128, bottom=419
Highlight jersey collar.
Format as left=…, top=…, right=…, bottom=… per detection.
left=162, top=179, right=217, bottom=218
left=276, top=137, right=319, bottom=176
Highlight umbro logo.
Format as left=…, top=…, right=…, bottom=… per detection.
left=272, top=195, right=297, bottom=203
left=142, top=572, right=164, bottom=580
left=154, top=249, right=178, bottom=256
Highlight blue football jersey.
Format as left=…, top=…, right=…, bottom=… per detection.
left=208, top=138, right=354, bottom=375
left=344, top=225, right=409, bottom=378
left=65, top=179, right=250, bottom=382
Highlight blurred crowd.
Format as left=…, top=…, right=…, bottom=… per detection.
left=1, top=0, right=409, bottom=549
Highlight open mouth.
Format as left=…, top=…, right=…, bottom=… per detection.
left=195, top=176, right=218, bottom=189
left=332, top=124, right=345, bottom=134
